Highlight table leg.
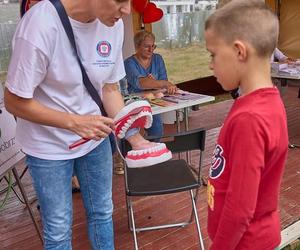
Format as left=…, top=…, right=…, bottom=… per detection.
left=184, top=107, right=189, bottom=131
left=176, top=110, right=181, bottom=133
left=184, top=107, right=207, bottom=185
left=281, top=78, right=288, bottom=87
left=277, top=78, right=288, bottom=96
left=175, top=110, right=181, bottom=159
left=183, top=107, right=191, bottom=163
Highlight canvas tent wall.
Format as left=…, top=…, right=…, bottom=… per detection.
left=266, top=0, right=300, bottom=58
left=217, top=0, right=300, bottom=59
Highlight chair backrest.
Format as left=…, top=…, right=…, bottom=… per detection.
left=163, top=129, right=206, bottom=153
left=120, top=128, right=206, bottom=156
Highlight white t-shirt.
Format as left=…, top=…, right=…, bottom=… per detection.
left=5, top=0, right=125, bottom=160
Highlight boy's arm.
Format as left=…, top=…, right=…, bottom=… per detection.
left=210, top=113, right=264, bottom=250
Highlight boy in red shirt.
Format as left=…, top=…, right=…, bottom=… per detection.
left=205, top=1, right=288, bottom=249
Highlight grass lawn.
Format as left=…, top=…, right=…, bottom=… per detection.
left=0, top=72, right=7, bottom=83
left=156, top=42, right=212, bottom=84
left=283, top=242, right=300, bottom=250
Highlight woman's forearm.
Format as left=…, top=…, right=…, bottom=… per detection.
left=102, top=83, right=125, bottom=118
left=139, top=77, right=171, bottom=89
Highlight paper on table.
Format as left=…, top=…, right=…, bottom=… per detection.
left=149, top=98, right=176, bottom=107
left=164, top=91, right=208, bottom=101
left=271, top=62, right=300, bottom=76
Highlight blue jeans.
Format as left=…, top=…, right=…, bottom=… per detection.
left=26, top=138, right=114, bottom=250
left=146, top=114, right=163, bottom=141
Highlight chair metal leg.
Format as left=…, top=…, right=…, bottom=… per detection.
left=288, top=142, right=300, bottom=149
left=190, top=190, right=205, bottom=250
left=128, top=198, right=139, bottom=250
left=176, top=111, right=182, bottom=160
left=187, top=188, right=200, bottom=224
left=126, top=191, right=204, bottom=249
left=11, top=167, right=43, bottom=244
left=125, top=194, right=133, bottom=231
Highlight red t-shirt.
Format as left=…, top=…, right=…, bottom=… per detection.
left=207, top=87, right=288, bottom=250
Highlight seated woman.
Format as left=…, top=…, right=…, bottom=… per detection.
left=124, top=30, right=177, bottom=139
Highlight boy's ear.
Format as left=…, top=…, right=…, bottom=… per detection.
left=233, top=40, right=247, bottom=61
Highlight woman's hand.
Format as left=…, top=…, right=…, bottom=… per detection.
left=166, top=82, right=178, bottom=95
left=280, top=57, right=296, bottom=64
left=68, top=114, right=115, bottom=141
left=4, top=89, right=114, bottom=141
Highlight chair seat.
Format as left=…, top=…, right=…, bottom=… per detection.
left=126, top=159, right=199, bottom=196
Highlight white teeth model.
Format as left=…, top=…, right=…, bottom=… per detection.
left=125, top=142, right=172, bottom=168
left=114, top=100, right=153, bottom=139
left=113, top=101, right=173, bottom=168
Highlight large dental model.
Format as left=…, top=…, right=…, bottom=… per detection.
left=114, top=100, right=152, bottom=139
left=114, top=100, right=172, bottom=168
left=69, top=100, right=172, bottom=168
left=125, top=143, right=172, bottom=168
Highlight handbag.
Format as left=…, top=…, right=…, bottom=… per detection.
left=49, top=0, right=116, bottom=153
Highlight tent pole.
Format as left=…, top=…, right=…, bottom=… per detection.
left=275, top=0, right=281, bottom=20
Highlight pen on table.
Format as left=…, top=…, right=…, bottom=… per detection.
left=161, top=97, right=179, bottom=103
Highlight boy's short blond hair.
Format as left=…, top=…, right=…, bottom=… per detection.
left=134, top=30, right=155, bottom=50
left=205, top=0, right=279, bottom=58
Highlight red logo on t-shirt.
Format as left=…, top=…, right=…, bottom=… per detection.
left=96, top=41, right=111, bottom=57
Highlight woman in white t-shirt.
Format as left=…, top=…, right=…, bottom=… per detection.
left=4, top=0, right=158, bottom=249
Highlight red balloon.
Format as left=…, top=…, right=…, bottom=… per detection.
left=143, top=2, right=163, bottom=24
left=132, top=0, right=148, bottom=13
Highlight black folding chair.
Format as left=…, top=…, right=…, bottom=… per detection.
left=121, top=128, right=206, bottom=250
